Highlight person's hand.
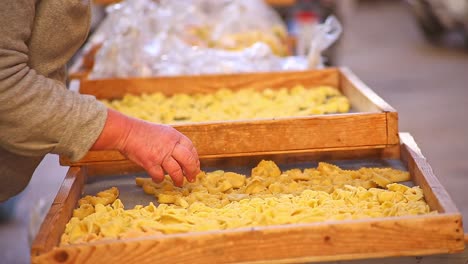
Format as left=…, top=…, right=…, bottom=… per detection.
left=118, top=120, right=200, bottom=186
left=92, top=109, right=200, bottom=186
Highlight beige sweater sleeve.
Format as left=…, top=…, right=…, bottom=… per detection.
left=0, top=0, right=107, bottom=161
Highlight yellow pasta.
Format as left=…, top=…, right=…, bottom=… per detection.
left=135, top=160, right=411, bottom=209
left=101, top=86, right=351, bottom=124
left=61, top=161, right=431, bottom=246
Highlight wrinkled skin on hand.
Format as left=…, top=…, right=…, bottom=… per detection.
left=119, top=120, right=200, bottom=186
left=92, top=109, right=200, bottom=187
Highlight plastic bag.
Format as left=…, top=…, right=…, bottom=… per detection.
left=207, top=0, right=288, bottom=56
left=89, top=0, right=342, bottom=79
left=307, top=16, right=342, bottom=68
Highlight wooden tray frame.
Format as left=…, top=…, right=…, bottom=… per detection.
left=33, top=133, right=464, bottom=263
left=62, top=68, right=399, bottom=166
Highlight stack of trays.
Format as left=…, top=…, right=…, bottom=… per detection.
left=32, top=68, right=465, bottom=263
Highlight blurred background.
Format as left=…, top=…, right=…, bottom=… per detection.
left=1, top=0, right=468, bottom=263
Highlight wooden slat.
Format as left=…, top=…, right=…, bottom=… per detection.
left=400, top=133, right=460, bottom=214
left=61, top=142, right=395, bottom=168
left=399, top=132, right=423, bottom=156
left=31, top=167, right=85, bottom=256
left=174, top=113, right=388, bottom=154
left=339, top=67, right=396, bottom=113
left=82, top=144, right=400, bottom=177
left=386, top=112, right=400, bottom=145
left=60, top=112, right=390, bottom=166
left=80, top=69, right=340, bottom=99
left=31, top=215, right=464, bottom=264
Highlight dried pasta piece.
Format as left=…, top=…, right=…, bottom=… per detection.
left=371, top=173, right=393, bottom=188
left=73, top=204, right=95, bottom=220
left=224, top=172, right=245, bottom=188
left=251, top=160, right=281, bottom=178
left=244, top=180, right=265, bottom=194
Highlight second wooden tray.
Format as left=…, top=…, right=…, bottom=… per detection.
left=63, top=68, right=398, bottom=166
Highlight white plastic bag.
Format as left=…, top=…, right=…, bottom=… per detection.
left=89, top=0, right=342, bottom=79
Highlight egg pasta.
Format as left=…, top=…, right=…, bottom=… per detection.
left=101, top=86, right=351, bottom=124
left=61, top=161, right=433, bottom=245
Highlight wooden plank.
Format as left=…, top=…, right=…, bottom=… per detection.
left=339, top=67, right=396, bottom=113
left=79, top=69, right=340, bottom=99
left=31, top=167, right=85, bottom=256
left=60, top=151, right=126, bottom=166
left=81, top=143, right=401, bottom=177
left=31, top=215, right=464, bottom=264
left=61, top=141, right=396, bottom=168
left=400, top=133, right=460, bottom=214
left=399, top=132, right=423, bottom=156
left=386, top=112, right=400, bottom=145
left=60, top=112, right=390, bottom=166
left=173, top=113, right=388, bottom=154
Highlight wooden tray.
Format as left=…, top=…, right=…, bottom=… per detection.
left=62, top=68, right=399, bottom=166
left=32, top=133, right=464, bottom=263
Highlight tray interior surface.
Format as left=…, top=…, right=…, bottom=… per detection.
left=84, top=158, right=411, bottom=209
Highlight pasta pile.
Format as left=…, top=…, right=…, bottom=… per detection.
left=136, top=161, right=411, bottom=208
left=61, top=161, right=434, bottom=245
left=212, top=26, right=289, bottom=56
left=190, top=25, right=289, bottom=56
left=101, top=85, right=350, bottom=124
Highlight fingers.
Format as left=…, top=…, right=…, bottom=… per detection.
left=171, top=143, right=200, bottom=182
left=146, top=164, right=165, bottom=183
left=178, top=134, right=200, bottom=162
left=162, top=156, right=185, bottom=187
left=122, top=123, right=201, bottom=187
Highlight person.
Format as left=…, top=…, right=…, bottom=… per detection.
left=0, top=0, right=201, bottom=202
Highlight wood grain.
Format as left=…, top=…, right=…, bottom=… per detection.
left=62, top=68, right=399, bottom=166
left=386, top=112, right=400, bottom=145
left=339, top=67, right=396, bottom=113
left=81, top=145, right=400, bottom=177
left=80, top=144, right=400, bottom=177
left=33, top=133, right=465, bottom=263
left=60, top=112, right=390, bottom=166
left=31, top=168, right=85, bottom=256
left=79, top=69, right=340, bottom=99
left=32, top=215, right=464, bottom=264
left=400, top=133, right=460, bottom=214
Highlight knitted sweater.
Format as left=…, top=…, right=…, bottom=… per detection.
left=0, top=0, right=107, bottom=201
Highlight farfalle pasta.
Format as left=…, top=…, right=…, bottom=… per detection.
left=61, top=161, right=433, bottom=245
left=101, top=86, right=351, bottom=124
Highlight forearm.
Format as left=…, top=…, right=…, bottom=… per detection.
left=91, top=108, right=133, bottom=151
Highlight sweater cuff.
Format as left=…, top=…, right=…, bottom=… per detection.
left=52, top=94, right=108, bottom=162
